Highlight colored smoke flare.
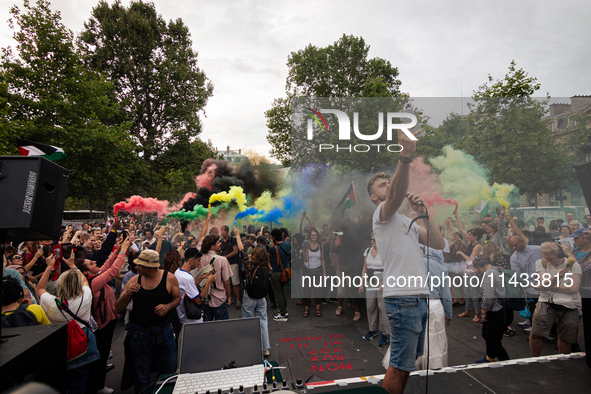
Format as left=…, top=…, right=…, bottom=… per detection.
left=167, top=204, right=225, bottom=222
left=113, top=196, right=170, bottom=217
left=196, top=163, right=217, bottom=190
left=430, top=146, right=518, bottom=210
left=209, top=186, right=248, bottom=212
left=419, top=191, right=458, bottom=209
left=235, top=207, right=263, bottom=220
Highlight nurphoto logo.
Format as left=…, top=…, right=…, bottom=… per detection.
left=303, top=106, right=419, bottom=153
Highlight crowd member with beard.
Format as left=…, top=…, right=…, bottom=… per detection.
left=115, top=250, right=181, bottom=393
left=77, top=237, right=132, bottom=394
left=367, top=127, right=445, bottom=394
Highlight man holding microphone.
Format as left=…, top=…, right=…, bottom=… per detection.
left=367, top=128, right=445, bottom=394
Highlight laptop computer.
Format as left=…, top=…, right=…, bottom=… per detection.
left=173, top=318, right=266, bottom=393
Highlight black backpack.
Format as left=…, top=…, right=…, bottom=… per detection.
left=2, top=303, right=37, bottom=328
left=246, top=266, right=270, bottom=299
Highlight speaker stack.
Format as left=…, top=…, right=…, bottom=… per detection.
left=0, top=156, right=70, bottom=241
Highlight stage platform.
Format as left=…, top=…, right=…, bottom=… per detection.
left=305, top=352, right=589, bottom=393
left=107, top=299, right=587, bottom=393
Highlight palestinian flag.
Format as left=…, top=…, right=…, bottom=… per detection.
left=475, top=200, right=490, bottom=217
left=17, top=139, right=66, bottom=162
left=335, top=181, right=358, bottom=213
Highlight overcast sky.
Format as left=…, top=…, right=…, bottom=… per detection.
left=1, top=0, right=590, bottom=160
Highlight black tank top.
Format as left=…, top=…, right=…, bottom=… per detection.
left=464, top=242, right=476, bottom=259
left=130, top=270, right=172, bottom=328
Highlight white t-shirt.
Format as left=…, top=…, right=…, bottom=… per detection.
left=174, top=268, right=203, bottom=324
left=40, top=286, right=93, bottom=329
left=535, top=258, right=582, bottom=309
left=373, top=202, right=429, bottom=297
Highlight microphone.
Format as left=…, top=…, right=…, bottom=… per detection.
left=406, top=194, right=425, bottom=206
left=566, top=257, right=576, bottom=269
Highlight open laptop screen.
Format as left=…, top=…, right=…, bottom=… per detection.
left=178, top=317, right=263, bottom=374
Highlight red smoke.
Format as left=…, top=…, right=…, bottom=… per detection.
left=195, top=163, right=217, bottom=190
left=409, top=157, right=440, bottom=194
left=113, top=196, right=170, bottom=217
left=420, top=191, right=458, bottom=209
left=173, top=192, right=197, bottom=210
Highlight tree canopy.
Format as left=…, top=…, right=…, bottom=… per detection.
left=0, top=0, right=139, bottom=208
left=78, top=0, right=214, bottom=161
left=266, top=34, right=406, bottom=170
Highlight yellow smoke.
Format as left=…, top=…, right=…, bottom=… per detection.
left=492, top=183, right=514, bottom=209
left=209, top=186, right=248, bottom=212
left=254, top=190, right=277, bottom=211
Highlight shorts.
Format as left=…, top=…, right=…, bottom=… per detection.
left=531, top=302, right=580, bottom=343
left=384, top=297, right=428, bottom=372
left=230, top=264, right=240, bottom=286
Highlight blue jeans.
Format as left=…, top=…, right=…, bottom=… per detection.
left=202, top=301, right=229, bottom=321
left=242, top=291, right=271, bottom=351
left=384, top=297, right=428, bottom=372
left=128, top=325, right=177, bottom=394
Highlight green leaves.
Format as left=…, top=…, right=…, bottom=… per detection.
left=266, top=34, right=403, bottom=170
left=0, top=0, right=139, bottom=209
left=78, top=0, right=213, bottom=161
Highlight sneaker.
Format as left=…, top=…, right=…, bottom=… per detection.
left=353, top=312, right=361, bottom=322
left=273, top=314, right=288, bottom=322
left=97, top=387, right=114, bottom=394
left=328, top=298, right=339, bottom=303
left=518, top=320, right=531, bottom=328
left=504, top=327, right=515, bottom=337
left=524, top=327, right=532, bottom=334
left=263, top=350, right=270, bottom=356
left=235, top=301, right=241, bottom=310
left=335, top=306, right=343, bottom=316
left=363, top=331, right=378, bottom=340
left=321, top=299, right=328, bottom=305
left=295, top=301, right=302, bottom=306
left=545, top=335, right=557, bottom=344
left=475, top=356, right=496, bottom=364
left=379, top=334, right=390, bottom=347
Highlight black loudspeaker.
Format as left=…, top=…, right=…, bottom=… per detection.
left=580, top=287, right=591, bottom=367
left=574, top=162, right=591, bottom=210
left=0, top=156, right=70, bottom=241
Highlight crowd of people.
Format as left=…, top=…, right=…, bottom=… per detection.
left=2, top=171, right=588, bottom=393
